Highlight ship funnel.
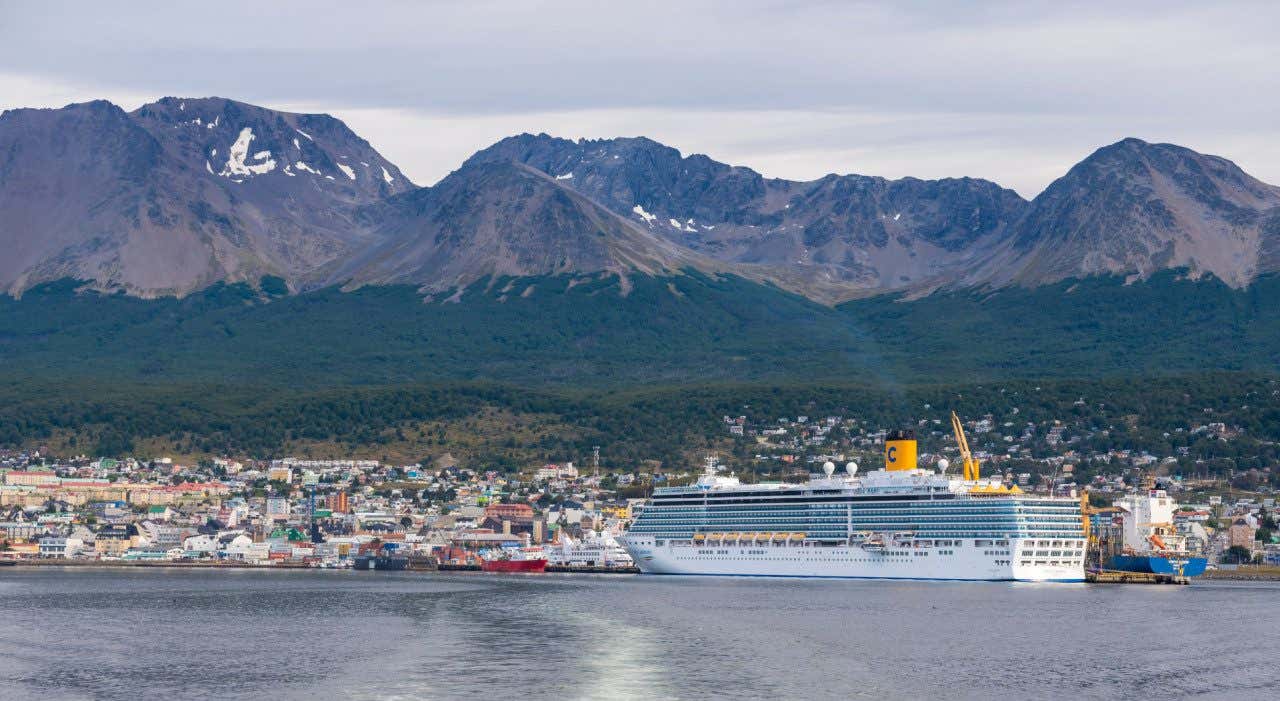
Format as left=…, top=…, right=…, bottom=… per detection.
left=884, top=429, right=917, bottom=472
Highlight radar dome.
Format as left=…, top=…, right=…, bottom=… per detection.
left=845, top=462, right=858, bottom=475
left=937, top=458, right=950, bottom=473
left=822, top=461, right=836, bottom=476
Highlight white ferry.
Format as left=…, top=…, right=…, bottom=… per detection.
left=546, top=529, right=634, bottom=568
left=621, top=416, right=1086, bottom=582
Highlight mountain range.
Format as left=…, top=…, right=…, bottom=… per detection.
left=7, top=96, right=1280, bottom=458
left=3, top=97, right=1279, bottom=302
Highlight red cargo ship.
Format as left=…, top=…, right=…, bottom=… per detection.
left=479, top=547, right=547, bottom=573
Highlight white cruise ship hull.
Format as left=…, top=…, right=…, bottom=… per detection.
left=622, top=536, right=1084, bottom=582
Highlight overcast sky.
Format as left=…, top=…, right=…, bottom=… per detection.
left=2, top=0, right=1278, bottom=197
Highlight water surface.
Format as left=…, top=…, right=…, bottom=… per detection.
left=0, top=568, right=1273, bottom=700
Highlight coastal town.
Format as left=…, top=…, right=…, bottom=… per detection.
left=2, top=409, right=1277, bottom=571
left=0, top=452, right=639, bottom=569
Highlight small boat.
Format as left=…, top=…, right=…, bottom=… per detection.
left=480, top=546, right=547, bottom=573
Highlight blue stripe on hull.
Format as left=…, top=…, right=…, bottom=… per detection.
left=1110, top=555, right=1207, bottom=577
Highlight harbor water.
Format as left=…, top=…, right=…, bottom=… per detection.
left=1, top=568, right=1275, bottom=700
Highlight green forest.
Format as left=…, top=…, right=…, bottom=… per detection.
left=1, top=269, right=1279, bottom=466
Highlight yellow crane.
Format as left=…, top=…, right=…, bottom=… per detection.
left=1079, top=490, right=1122, bottom=543
left=950, top=411, right=981, bottom=481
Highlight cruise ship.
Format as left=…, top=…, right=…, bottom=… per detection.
left=621, top=419, right=1086, bottom=582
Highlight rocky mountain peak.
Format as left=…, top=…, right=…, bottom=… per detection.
left=0, top=98, right=414, bottom=296
left=336, top=160, right=717, bottom=292
left=3, top=97, right=1280, bottom=303
left=130, top=96, right=412, bottom=198
left=468, top=133, right=1026, bottom=291
left=975, top=137, right=1280, bottom=288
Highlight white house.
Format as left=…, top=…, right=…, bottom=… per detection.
left=223, top=536, right=265, bottom=562
left=182, top=533, right=220, bottom=556
left=38, top=535, right=85, bottom=558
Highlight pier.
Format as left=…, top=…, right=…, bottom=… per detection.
left=1086, top=569, right=1190, bottom=585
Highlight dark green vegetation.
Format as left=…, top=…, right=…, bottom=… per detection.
left=2, top=269, right=1279, bottom=466
left=0, top=273, right=875, bottom=386
left=843, top=269, right=1280, bottom=378
left=4, top=374, right=1280, bottom=481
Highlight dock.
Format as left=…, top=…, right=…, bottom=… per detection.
left=1086, top=569, right=1190, bottom=585
left=546, top=564, right=638, bottom=574
left=436, top=563, right=638, bottom=574
left=437, top=563, right=481, bottom=572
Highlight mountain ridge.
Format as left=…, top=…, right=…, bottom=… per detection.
left=966, top=137, right=1280, bottom=289
left=3, top=97, right=1280, bottom=303
left=464, top=133, right=1029, bottom=292
left=0, top=97, right=412, bottom=297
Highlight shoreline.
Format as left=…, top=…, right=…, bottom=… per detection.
left=1201, top=568, right=1280, bottom=581
left=6, top=559, right=1278, bottom=581
left=0, top=559, right=641, bottom=575
left=3, top=559, right=315, bottom=570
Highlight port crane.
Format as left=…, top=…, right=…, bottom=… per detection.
left=1079, top=490, right=1122, bottom=543
left=949, top=411, right=981, bottom=481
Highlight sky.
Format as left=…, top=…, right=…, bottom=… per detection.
left=2, top=0, right=1278, bottom=197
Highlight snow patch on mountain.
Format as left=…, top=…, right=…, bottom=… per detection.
left=336, top=162, right=356, bottom=180
left=218, top=128, right=276, bottom=178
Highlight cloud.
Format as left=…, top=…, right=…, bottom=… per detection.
left=2, top=1, right=1278, bottom=196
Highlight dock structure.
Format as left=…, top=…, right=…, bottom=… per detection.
left=1086, top=569, right=1190, bottom=585
left=437, top=563, right=481, bottom=571
left=546, top=564, right=638, bottom=574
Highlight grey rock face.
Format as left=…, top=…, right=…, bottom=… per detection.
left=4, top=99, right=1280, bottom=302
left=0, top=97, right=411, bottom=296
left=975, top=138, right=1280, bottom=288
left=336, top=161, right=723, bottom=293
left=464, top=133, right=1028, bottom=290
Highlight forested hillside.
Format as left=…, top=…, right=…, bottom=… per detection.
left=2, top=270, right=1280, bottom=465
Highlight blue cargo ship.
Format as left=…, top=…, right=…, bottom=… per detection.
left=1101, top=485, right=1207, bottom=578
left=1110, top=554, right=1207, bottom=577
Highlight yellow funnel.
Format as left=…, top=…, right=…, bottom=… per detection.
left=885, top=430, right=917, bottom=471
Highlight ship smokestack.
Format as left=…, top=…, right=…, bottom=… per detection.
left=885, top=429, right=917, bottom=472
